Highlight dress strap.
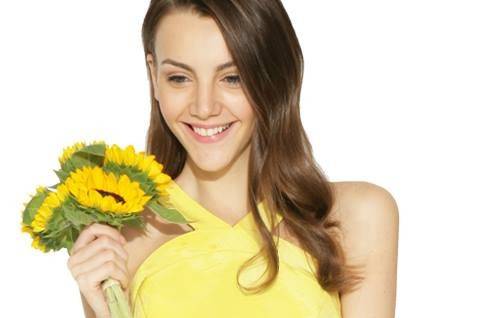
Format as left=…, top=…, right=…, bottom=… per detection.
left=156, top=180, right=283, bottom=232
left=156, top=180, right=223, bottom=230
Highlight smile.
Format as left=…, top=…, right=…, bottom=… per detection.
left=192, top=123, right=232, bottom=136
left=183, top=121, right=236, bottom=144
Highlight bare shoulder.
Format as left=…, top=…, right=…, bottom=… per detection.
left=329, top=180, right=399, bottom=234
left=330, top=181, right=399, bottom=315
left=331, top=181, right=399, bottom=259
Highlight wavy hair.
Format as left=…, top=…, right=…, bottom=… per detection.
left=141, top=0, right=364, bottom=295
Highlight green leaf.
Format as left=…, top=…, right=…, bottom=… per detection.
left=62, top=228, right=74, bottom=252
left=48, top=183, right=59, bottom=190
left=77, top=143, right=106, bottom=157
left=62, top=143, right=106, bottom=171
left=22, top=189, right=49, bottom=224
left=63, top=206, right=96, bottom=228
left=62, top=160, right=77, bottom=173
left=147, top=200, right=191, bottom=224
left=44, top=207, right=70, bottom=236
left=69, top=153, right=101, bottom=169
left=120, top=216, right=145, bottom=229
left=53, top=169, right=70, bottom=182
left=108, top=217, right=123, bottom=227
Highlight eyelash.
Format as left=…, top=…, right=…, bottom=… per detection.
left=167, top=75, right=241, bottom=85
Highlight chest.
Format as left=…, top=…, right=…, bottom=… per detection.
left=123, top=213, right=306, bottom=282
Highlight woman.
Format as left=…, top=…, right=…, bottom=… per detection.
left=67, top=1, right=399, bottom=317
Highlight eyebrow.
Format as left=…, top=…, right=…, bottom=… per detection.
left=160, top=58, right=236, bottom=73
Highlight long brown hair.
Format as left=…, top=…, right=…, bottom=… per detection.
left=141, top=0, right=364, bottom=295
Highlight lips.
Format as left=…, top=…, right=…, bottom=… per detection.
left=182, top=121, right=237, bottom=144
left=185, top=121, right=237, bottom=129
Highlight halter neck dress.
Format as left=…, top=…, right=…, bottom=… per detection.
left=129, top=179, right=342, bottom=317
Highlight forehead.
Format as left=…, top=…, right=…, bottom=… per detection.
left=154, top=11, right=233, bottom=67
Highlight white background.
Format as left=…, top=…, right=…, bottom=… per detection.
left=1, top=1, right=477, bottom=317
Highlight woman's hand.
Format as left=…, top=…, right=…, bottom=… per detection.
left=67, top=223, right=129, bottom=318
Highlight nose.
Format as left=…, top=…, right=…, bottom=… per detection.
left=190, top=81, right=221, bottom=120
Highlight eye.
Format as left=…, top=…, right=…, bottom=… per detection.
left=224, top=75, right=241, bottom=86
left=167, top=75, right=189, bottom=83
left=167, top=75, right=241, bottom=86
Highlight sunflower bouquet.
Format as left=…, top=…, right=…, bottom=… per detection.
left=20, top=140, right=188, bottom=318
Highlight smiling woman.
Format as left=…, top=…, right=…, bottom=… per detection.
left=75, top=1, right=398, bottom=317
left=146, top=9, right=257, bottom=174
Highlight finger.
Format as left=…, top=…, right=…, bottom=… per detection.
left=71, top=223, right=126, bottom=255
left=71, top=250, right=128, bottom=281
left=69, top=235, right=128, bottom=267
left=78, top=261, right=130, bottom=291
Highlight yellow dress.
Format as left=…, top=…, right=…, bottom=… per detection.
left=129, top=179, right=342, bottom=317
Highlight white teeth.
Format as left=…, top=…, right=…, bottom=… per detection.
left=192, top=123, right=231, bottom=137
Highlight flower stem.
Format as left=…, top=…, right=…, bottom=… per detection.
left=101, top=278, right=133, bottom=318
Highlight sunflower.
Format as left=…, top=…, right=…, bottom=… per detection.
left=21, top=222, right=47, bottom=252
left=64, top=165, right=152, bottom=214
left=30, top=183, right=69, bottom=233
left=104, top=144, right=172, bottom=195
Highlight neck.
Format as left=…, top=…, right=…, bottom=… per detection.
left=174, top=144, right=252, bottom=219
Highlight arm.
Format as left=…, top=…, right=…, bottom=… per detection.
left=80, top=292, right=97, bottom=318
left=338, top=182, right=399, bottom=318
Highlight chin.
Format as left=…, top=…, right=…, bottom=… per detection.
left=188, top=151, right=237, bottom=173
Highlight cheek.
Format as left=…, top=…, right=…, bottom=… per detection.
left=242, top=104, right=257, bottom=139
left=236, top=102, right=255, bottom=126
left=233, top=103, right=256, bottom=142
left=157, top=88, right=185, bottom=123
left=158, top=101, right=176, bottom=127
left=157, top=102, right=183, bottom=138
left=227, top=93, right=255, bottom=121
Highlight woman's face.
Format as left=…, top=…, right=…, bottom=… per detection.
left=147, top=11, right=255, bottom=174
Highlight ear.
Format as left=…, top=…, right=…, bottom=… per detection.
left=146, top=53, right=159, bottom=101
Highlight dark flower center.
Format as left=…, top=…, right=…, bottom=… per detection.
left=95, top=189, right=126, bottom=204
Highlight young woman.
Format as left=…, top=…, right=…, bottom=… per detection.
left=67, top=1, right=399, bottom=317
